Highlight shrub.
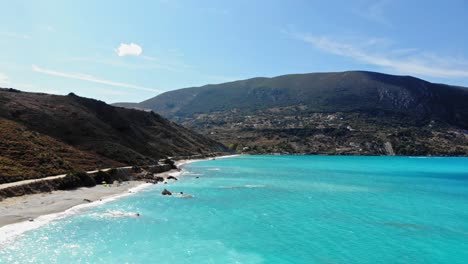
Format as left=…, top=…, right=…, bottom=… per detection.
left=59, top=173, right=82, bottom=190
left=94, top=170, right=112, bottom=184
left=132, top=166, right=142, bottom=173
left=108, top=168, right=118, bottom=176
left=108, top=168, right=129, bottom=182
left=59, top=171, right=96, bottom=189
left=77, top=171, right=96, bottom=187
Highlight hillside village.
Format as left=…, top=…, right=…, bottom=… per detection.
left=179, top=106, right=468, bottom=156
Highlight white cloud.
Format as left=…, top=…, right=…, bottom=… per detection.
left=296, top=33, right=468, bottom=78
left=0, top=73, right=10, bottom=85
left=116, top=43, right=143, bottom=57
left=71, top=52, right=192, bottom=72
left=32, top=65, right=161, bottom=92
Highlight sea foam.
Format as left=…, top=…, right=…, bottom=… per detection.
left=0, top=183, right=152, bottom=245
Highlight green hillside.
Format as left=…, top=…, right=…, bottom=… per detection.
left=138, top=71, right=468, bottom=128
left=114, top=71, right=468, bottom=156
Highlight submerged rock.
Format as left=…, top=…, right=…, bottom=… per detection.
left=162, top=189, right=172, bottom=195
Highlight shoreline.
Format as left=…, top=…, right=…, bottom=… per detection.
left=175, top=154, right=241, bottom=167
left=0, top=154, right=240, bottom=245
left=0, top=181, right=152, bottom=245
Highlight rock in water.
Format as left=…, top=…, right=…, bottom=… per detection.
left=162, top=189, right=172, bottom=195
left=167, top=176, right=178, bottom=181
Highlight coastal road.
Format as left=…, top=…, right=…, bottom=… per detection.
left=0, top=174, right=68, bottom=190
left=0, top=167, right=133, bottom=191
left=0, top=154, right=225, bottom=191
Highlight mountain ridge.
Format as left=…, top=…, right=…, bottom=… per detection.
left=127, top=71, right=467, bottom=127
left=114, top=71, right=468, bottom=156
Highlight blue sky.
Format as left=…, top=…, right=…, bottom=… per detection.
left=1, top=0, right=468, bottom=103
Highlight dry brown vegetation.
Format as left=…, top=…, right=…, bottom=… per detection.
left=0, top=117, right=123, bottom=183
left=0, top=89, right=227, bottom=184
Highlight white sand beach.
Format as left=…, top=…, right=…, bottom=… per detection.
left=0, top=181, right=145, bottom=227
left=0, top=168, right=185, bottom=228
left=0, top=155, right=240, bottom=243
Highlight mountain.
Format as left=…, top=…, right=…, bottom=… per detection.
left=115, top=71, right=468, bottom=156
left=0, top=88, right=227, bottom=184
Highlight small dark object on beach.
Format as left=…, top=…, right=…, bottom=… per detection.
left=167, top=176, right=178, bottom=181
left=162, top=189, right=172, bottom=195
left=28, top=218, right=34, bottom=222
left=83, top=199, right=92, bottom=203
left=154, top=176, right=164, bottom=182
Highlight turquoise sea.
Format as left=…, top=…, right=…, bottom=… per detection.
left=1, top=155, right=468, bottom=263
